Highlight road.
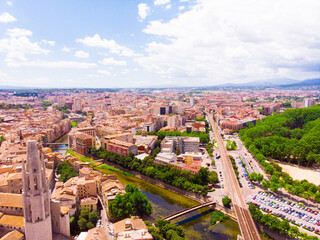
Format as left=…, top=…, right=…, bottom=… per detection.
left=206, top=112, right=261, bottom=240
left=98, top=195, right=114, bottom=240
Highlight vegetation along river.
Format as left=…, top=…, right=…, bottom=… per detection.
left=53, top=134, right=241, bottom=240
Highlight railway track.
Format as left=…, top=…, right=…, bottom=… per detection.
left=206, top=112, right=260, bottom=240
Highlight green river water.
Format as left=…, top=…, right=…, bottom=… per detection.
left=54, top=134, right=242, bottom=240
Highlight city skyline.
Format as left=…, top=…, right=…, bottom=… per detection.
left=0, top=0, right=320, bottom=88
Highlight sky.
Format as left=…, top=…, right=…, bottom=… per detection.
left=0, top=0, right=320, bottom=88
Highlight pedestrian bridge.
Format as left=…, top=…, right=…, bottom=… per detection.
left=162, top=201, right=216, bottom=221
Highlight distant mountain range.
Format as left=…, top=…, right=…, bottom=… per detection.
left=216, top=78, right=300, bottom=87
left=280, top=78, right=320, bottom=88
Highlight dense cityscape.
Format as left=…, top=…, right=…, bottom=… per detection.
left=1, top=0, right=320, bottom=239
left=0, top=87, right=319, bottom=240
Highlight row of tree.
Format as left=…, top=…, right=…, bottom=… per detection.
left=108, top=184, right=152, bottom=221
left=205, top=143, right=214, bottom=157
left=136, top=130, right=210, bottom=144
left=0, top=103, right=32, bottom=109
left=249, top=204, right=318, bottom=240
left=89, top=147, right=219, bottom=195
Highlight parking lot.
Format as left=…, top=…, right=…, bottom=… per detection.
left=248, top=191, right=320, bottom=236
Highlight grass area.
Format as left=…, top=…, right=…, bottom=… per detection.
left=213, top=141, right=218, bottom=149
left=66, top=149, right=133, bottom=176
left=65, top=149, right=92, bottom=162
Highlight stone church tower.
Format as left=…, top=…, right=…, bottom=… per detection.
left=22, top=140, right=52, bottom=240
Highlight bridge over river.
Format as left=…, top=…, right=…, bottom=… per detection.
left=162, top=201, right=216, bottom=221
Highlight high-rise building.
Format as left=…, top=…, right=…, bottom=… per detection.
left=190, top=97, right=195, bottom=106
left=303, top=98, right=316, bottom=108
left=73, top=98, right=82, bottom=112
left=57, top=96, right=64, bottom=108
left=22, top=140, right=52, bottom=240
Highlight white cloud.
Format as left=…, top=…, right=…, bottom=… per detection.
left=6, top=28, right=32, bottom=37
left=138, top=3, right=150, bottom=21
left=154, top=0, right=170, bottom=5
left=178, top=6, right=185, bottom=10
left=165, top=4, right=171, bottom=9
left=0, top=28, right=50, bottom=66
left=7, top=1, right=13, bottom=6
left=0, top=12, right=16, bottom=23
left=9, top=60, right=97, bottom=68
left=75, top=50, right=90, bottom=58
left=97, top=70, right=111, bottom=76
left=77, top=34, right=140, bottom=57
left=42, top=40, right=56, bottom=46
left=136, top=0, right=320, bottom=84
left=61, top=46, right=71, bottom=52
left=99, top=57, right=127, bottom=66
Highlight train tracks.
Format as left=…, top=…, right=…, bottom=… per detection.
left=206, top=112, right=260, bottom=240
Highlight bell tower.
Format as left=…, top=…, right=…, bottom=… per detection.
left=22, top=140, right=52, bottom=240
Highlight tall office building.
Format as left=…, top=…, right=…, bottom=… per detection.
left=57, top=96, right=64, bottom=108
left=22, top=140, right=52, bottom=240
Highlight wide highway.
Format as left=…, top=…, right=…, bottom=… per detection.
left=206, top=111, right=261, bottom=240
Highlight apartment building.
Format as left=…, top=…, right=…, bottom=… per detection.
left=106, top=139, right=138, bottom=157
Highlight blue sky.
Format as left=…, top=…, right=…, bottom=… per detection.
left=0, top=0, right=320, bottom=88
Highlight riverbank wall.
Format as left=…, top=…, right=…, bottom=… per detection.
left=91, top=157, right=237, bottom=220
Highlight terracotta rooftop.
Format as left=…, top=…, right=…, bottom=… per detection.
left=0, top=214, right=24, bottom=227
left=0, top=193, right=23, bottom=208
left=0, top=230, right=24, bottom=240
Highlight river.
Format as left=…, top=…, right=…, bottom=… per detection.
left=53, top=134, right=241, bottom=240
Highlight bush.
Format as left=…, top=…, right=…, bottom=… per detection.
left=222, top=196, right=232, bottom=208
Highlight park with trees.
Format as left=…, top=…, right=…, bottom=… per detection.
left=240, top=105, right=320, bottom=202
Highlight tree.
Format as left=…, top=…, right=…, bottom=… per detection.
left=262, top=179, right=271, bottom=190
left=78, top=218, right=87, bottom=231
left=108, top=184, right=152, bottom=221
left=222, top=196, right=232, bottom=208
left=208, top=171, right=219, bottom=184
left=198, top=167, right=209, bottom=185
left=71, top=121, right=78, bottom=128
left=86, top=221, right=94, bottom=229
left=79, top=208, right=90, bottom=220
left=88, top=211, right=99, bottom=225
left=56, top=161, right=78, bottom=182
left=109, top=194, right=134, bottom=220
